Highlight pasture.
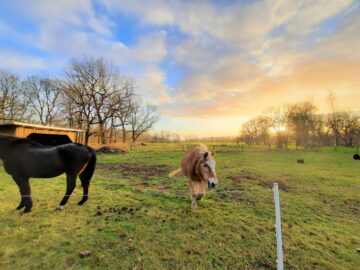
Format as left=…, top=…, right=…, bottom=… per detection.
left=0, top=145, right=359, bottom=269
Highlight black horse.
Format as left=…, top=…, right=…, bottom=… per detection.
left=0, top=134, right=96, bottom=213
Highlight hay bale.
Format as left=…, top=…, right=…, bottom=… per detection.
left=297, top=159, right=304, bottom=164
left=96, top=146, right=127, bottom=154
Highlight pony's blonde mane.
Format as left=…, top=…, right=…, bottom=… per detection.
left=198, top=144, right=208, bottom=153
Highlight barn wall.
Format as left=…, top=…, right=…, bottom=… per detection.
left=0, top=124, right=85, bottom=144
left=14, top=127, right=78, bottom=142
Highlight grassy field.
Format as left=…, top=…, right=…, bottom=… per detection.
left=0, top=146, right=359, bottom=269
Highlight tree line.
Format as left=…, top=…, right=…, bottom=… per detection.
left=0, top=58, right=159, bottom=145
left=240, top=99, right=360, bottom=148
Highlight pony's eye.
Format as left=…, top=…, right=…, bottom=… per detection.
left=204, top=164, right=208, bottom=167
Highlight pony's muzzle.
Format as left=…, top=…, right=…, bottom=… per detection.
left=208, top=178, right=218, bottom=188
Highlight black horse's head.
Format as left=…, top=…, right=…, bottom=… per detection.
left=354, top=154, right=360, bottom=160
left=0, top=134, right=17, bottom=159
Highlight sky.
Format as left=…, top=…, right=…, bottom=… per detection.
left=0, top=0, right=359, bottom=137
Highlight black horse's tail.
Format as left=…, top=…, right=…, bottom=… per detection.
left=80, top=147, right=97, bottom=182
left=78, top=147, right=96, bottom=205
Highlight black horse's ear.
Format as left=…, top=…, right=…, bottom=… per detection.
left=203, top=152, right=208, bottom=160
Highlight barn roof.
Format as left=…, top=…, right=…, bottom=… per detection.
left=0, top=121, right=84, bottom=133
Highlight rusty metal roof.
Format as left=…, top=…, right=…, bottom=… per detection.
left=0, top=121, right=84, bottom=133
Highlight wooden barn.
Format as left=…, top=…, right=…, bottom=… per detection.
left=0, top=122, right=85, bottom=146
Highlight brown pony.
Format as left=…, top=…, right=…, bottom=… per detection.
left=169, top=144, right=218, bottom=210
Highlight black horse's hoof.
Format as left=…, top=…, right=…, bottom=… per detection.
left=55, top=205, right=63, bottom=211
left=20, top=209, right=31, bottom=215
left=78, top=200, right=87, bottom=206
left=16, top=205, right=25, bottom=211
left=78, top=197, right=88, bottom=205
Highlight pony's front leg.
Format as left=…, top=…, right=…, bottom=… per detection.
left=189, top=181, right=200, bottom=210
left=191, top=194, right=198, bottom=210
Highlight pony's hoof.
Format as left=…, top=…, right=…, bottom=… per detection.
left=191, top=205, right=197, bottom=211
left=55, top=205, right=63, bottom=211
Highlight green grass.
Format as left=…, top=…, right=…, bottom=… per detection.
left=0, top=147, right=359, bottom=269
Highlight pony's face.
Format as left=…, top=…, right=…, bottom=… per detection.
left=199, top=151, right=218, bottom=188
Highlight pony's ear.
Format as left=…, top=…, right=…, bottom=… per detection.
left=203, top=152, right=209, bottom=160
left=211, top=151, right=215, bottom=158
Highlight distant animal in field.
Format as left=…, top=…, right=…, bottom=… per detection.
left=0, top=134, right=96, bottom=213
left=169, top=144, right=218, bottom=210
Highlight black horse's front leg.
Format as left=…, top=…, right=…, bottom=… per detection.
left=13, top=177, right=32, bottom=213
left=56, top=173, right=77, bottom=210
left=16, top=199, right=26, bottom=211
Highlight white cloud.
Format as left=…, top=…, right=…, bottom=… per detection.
left=0, top=48, right=46, bottom=71
left=131, top=31, right=167, bottom=64
left=1, top=0, right=359, bottom=130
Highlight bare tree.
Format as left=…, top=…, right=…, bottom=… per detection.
left=128, top=102, right=159, bottom=142
left=285, top=101, right=317, bottom=148
left=59, top=90, right=83, bottom=129
left=240, top=119, right=259, bottom=145
left=327, top=91, right=341, bottom=147
left=24, top=76, right=61, bottom=125
left=0, top=70, right=30, bottom=122
left=254, top=115, right=271, bottom=146
left=310, top=114, right=331, bottom=146
left=264, top=106, right=288, bottom=149
left=61, top=58, right=132, bottom=145
left=109, top=78, right=135, bottom=142
left=328, top=111, right=360, bottom=147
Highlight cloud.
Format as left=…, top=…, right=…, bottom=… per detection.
left=0, top=48, right=46, bottom=71
left=0, top=0, right=171, bottom=106
left=163, top=58, right=360, bottom=119
left=135, top=66, right=172, bottom=104
left=131, top=31, right=167, bottom=64
left=1, top=0, right=359, bottom=136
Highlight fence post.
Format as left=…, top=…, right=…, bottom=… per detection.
left=273, top=183, right=284, bottom=270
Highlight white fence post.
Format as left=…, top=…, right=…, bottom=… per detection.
left=273, top=183, right=284, bottom=270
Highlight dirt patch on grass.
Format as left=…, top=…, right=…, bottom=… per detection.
left=228, top=169, right=260, bottom=183
left=97, top=163, right=171, bottom=179
left=259, top=179, right=291, bottom=191
left=211, top=188, right=252, bottom=203
left=228, top=169, right=292, bottom=191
